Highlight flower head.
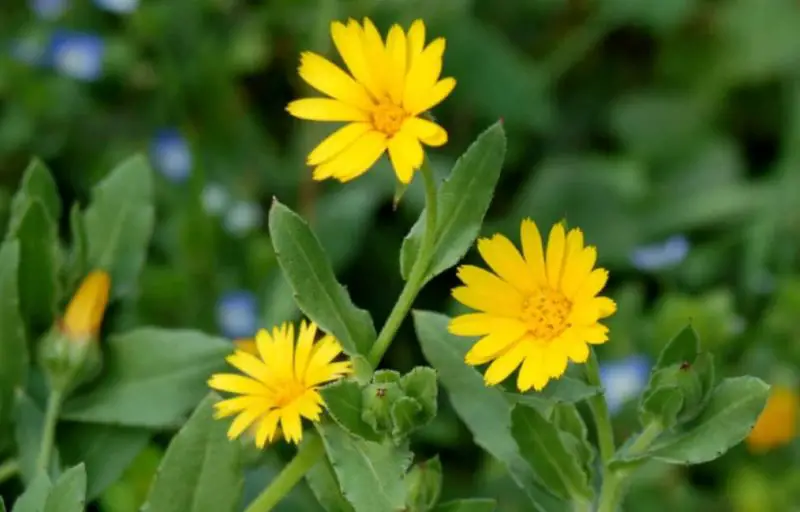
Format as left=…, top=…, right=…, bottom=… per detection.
left=209, top=321, right=352, bottom=446
left=630, top=235, right=689, bottom=272
left=287, top=18, right=455, bottom=184
left=449, top=220, right=616, bottom=392
left=216, top=291, right=258, bottom=339
left=150, top=129, right=192, bottom=183
left=223, top=201, right=263, bottom=237
left=599, top=355, right=650, bottom=414
left=201, top=182, right=230, bottom=216
left=746, top=384, right=798, bottom=453
left=62, top=270, right=111, bottom=341
left=48, top=31, right=105, bottom=81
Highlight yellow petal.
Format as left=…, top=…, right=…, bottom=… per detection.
left=596, top=297, right=617, bottom=318
left=520, top=219, right=547, bottom=285
left=294, top=320, right=316, bottom=381
left=407, top=77, right=456, bottom=116
left=543, top=343, right=568, bottom=379
left=574, top=324, right=609, bottom=345
left=208, top=374, right=266, bottom=395
left=298, top=52, right=373, bottom=110
left=226, top=351, right=270, bottom=384
left=228, top=401, right=270, bottom=439
left=331, top=20, right=381, bottom=99
left=517, top=341, right=549, bottom=392
left=234, top=338, right=258, bottom=356
left=403, top=38, right=446, bottom=114
left=559, top=228, right=585, bottom=289
left=255, top=328, right=274, bottom=361
left=313, top=130, right=387, bottom=182
left=254, top=410, right=281, bottom=448
left=464, top=324, right=527, bottom=366
left=280, top=407, right=304, bottom=444
left=454, top=265, right=525, bottom=313
left=387, top=128, right=423, bottom=184
left=296, top=390, right=324, bottom=420
left=575, top=268, right=609, bottom=300
left=477, top=235, right=537, bottom=293
left=561, top=332, right=590, bottom=363
left=63, top=270, right=111, bottom=340
left=405, top=117, right=448, bottom=147
left=308, top=123, right=372, bottom=166
left=449, top=313, right=496, bottom=336
left=482, top=339, right=528, bottom=386
left=361, top=18, right=388, bottom=95
left=406, top=19, right=425, bottom=70
left=562, top=246, right=597, bottom=299
left=287, top=98, right=368, bottom=122
left=214, top=396, right=265, bottom=419
left=385, top=25, right=407, bottom=104
left=545, top=223, right=566, bottom=289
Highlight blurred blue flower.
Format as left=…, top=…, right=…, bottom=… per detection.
left=92, top=0, right=138, bottom=13
left=630, top=235, right=689, bottom=272
left=216, top=291, right=258, bottom=339
left=223, top=201, right=263, bottom=237
left=30, top=0, right=67, bottom=20
left=48, top=31, right=104, bottom=81
left=599, top=355, right=651, bottom=414
left=150, top=129, right=192, bottom=183
left=201, top=183, right=230, bottom=216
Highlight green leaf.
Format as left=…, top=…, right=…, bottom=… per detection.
left=15, top=391, right=60, bottom=484
left=400, top=367, right=438, bottom=422
left=404, top=456, right=442, bottom=512
left=45, top=464, right=86, bottom=512
left=8, top=158, right=61, bottom=233
left=141, top=394, right=243, bottom=512
left=12, top=200, right=60, bottom=333
left=65, top=205, right=88, bottom=292
left=320, top=380, right=381, bottom=442
left=317, top=422, right=411, bottom=512
left=1, top=496, right=5, bottom=512
left=0, top=241, right=26, bottom=434
left=83, top=154, right=155, bottom=299
left=390, top=397, right=423, bottom=438
left=373, top=370, right=401, bottom=384
left=268, top=200, right=375, bottom=356
left=58, top=423, right=150, bottom=499
left=307, top=457, right=356, bottom=512
left=508, top=377, right=600, bottom=406
left=413, top=311, right=567, bottom=512
left=12, top=472, right=51, bottom=512
left=511, top=405, right=592, bottom=501
left=640, top=387, right=684, bottom=428
left=552, top=404, right=595, bottom=481
left=400, top=123, right=507, bottom=282
left=656, top=325, right=700, bottom=369
left=62, top=328, right=231, bottom=428
left=434, top=499, right=497, bottom=512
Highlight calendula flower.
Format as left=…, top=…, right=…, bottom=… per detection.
left=62, top=270, right=111, bottom=341
left=746, top=385, right=798, bottom=453
left=287, top=18, right=455, bottom=184
left=209, top=321, right=352, bottom=447
left=449, top=220, right=616, bottom=392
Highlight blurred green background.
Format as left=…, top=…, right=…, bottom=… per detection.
left=3, top=0, right=800, bottom=510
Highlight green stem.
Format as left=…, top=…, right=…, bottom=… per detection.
left=0, top=459, right=19, bottom=484
left=244, top=435, right=325, bottom=512
left=585, top=349, right=615, bottom=466
left=367, top=159, right=438, bottom=366
left=36, top=389, right=64, bottom=473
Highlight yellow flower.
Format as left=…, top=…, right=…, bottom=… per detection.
left=233, top=338, right=257, bottom=356
left=746, top=385, right=798, bottom=453
left=209, top=321, right=352, bottom=447
left=62, top=270, right=111, bottom=341
left=449, top=220, right=616, bottom=392
left=287, top=18, right=455, bottom=184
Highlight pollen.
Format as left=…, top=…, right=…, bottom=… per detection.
left=371, top=101, right=407, bottom=136
left=520, top=289, right=572, bottom=340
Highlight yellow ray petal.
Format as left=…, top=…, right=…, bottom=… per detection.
left=407, top=77, right=456, bottom=116
left=562, top=246, right=597, bottom=299
left=226, top=351, right=270, bottom=384
left=561, top=332, right=590, bottom=363
left=559, top=228, right=584, bottom=289
left=331, top=20, right=381, bottom=99
left=208, top=374, right=267, bottom=395
left=406, top=19, right=425, bottom=70
left=385, top=25, right=407, bottom=104
left=294, top=320, right=316, bottom=381
left=575, top=268, right=609, bottom=300
left=403, top=38, right=446, bottom=114
left=449, top=313, right=503, bottom=336
left=517, top=342, right=549, bottom=392
left=313, top=130, right=387, bottom=182
left=214, top=396, right=266, bottom=419
left=228, top=401, right=270, bottom=440
left=307, top=123, right=372, bottom=166
left=287, top=98, right=368, bottom=122
left=387, top=128, right=423, bottom=184
left=520, top=218, right=547, bottom=285
left=574, top=324, right=609, bottom=345
left=477, top=235, right=537, bottom=293
left=482, top=339, right=529, bottom=386
left=280, top=407, right=304, bottom=444
left=464, top=325, right=527, bottom=366
left=254, top=410, right=281, bottom=448
left=298, top=52, right=373, bottom=110
left=404, top=117, right=448, bottom=146
left=545, top=223, right=566, bottom=289
left=543, top=343, right=568, bottom=379
left=361, top=18, right=388, bottom=95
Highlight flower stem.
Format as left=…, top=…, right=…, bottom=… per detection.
left=585, top=349, right=615, bottom=465
left=36, top=389, right=64, bottom=474
left=367, top=159, right=438, bottom=366
left=0, top=459, right=19, bottom=484
left=244, top=435, right=325, bottom=512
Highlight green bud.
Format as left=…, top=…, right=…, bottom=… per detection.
left=37, top=326, right=102, bottom=395
left=404, top=456, right=442, bottom=512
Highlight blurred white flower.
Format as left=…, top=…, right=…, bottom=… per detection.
left=30, top=0, right=67, bottom=19
left=201, top=183, right=230, bottom=216
left=630, top=235, right=689, bottom=272
left=223, top=200, right=263, bottom=236
left=150, top=129, right=191, bottom=183
left=92, top=0, right=138, bottom=14
left=599, top=355, right=651, bottom=414
left=216, top=291, right=258, bottom=339
left=49, top=31, right=104, bottom=81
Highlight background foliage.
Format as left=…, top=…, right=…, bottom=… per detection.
left=2, top=0, right=800, bottom=510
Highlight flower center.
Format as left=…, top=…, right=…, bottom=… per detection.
left=371, top=101, right=407, bottom=136
left=520, top=288, right=572, bottom=340
left=272, top=380, right=307, bottom=408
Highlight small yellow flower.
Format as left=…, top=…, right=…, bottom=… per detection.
left=62, top=270, right=111, bottom=341
left=746, top=384, right=798, bottom=453
left=449, top=220, right=616, bottom=392
left=209, top=321, right=352, bottom=447
left=287, top=18, right=455, bottom=184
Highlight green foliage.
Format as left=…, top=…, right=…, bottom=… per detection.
left=434, top=499, right=497, bottom=512
left=11, top=465, right=86, bottom=512
left=141, top=395, right=243, bottom=512
left=0, top=241, right=25, bottom=438
left=404, top=456, right=443, bottom=512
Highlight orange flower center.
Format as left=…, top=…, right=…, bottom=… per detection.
left=520, top=289, right=572, bottom=340
left=372, top=101, right=407, bottom=136
left=272, top=380, right=307, bottom=408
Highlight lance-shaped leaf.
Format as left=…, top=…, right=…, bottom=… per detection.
left=434, top=499, right=497, bottom=512
left=0, top=241, right=26, bottom=438
left=8, top=158, right=61, bottom=233
left=269, top=200, right=376, bottom=356
left=320, top=380, right=381, bottom=442
left=44, top=464, right=87, bottom=512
